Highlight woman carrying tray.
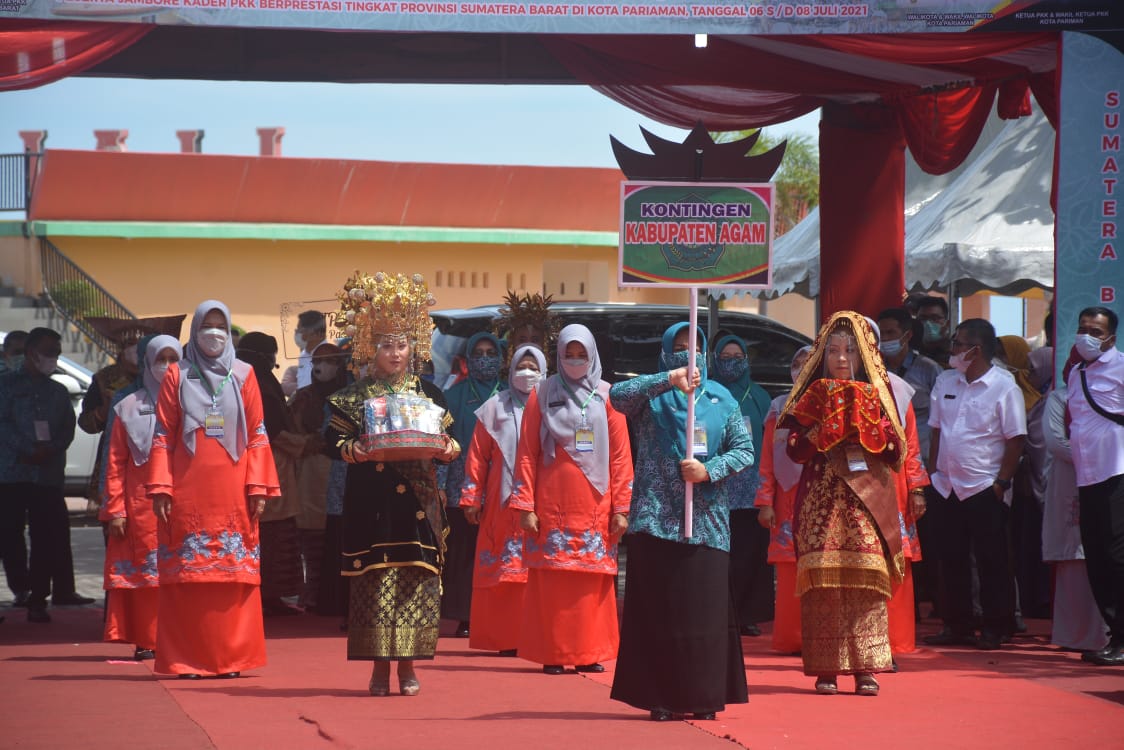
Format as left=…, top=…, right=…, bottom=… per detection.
left=323, top=271, right=460, bottom=697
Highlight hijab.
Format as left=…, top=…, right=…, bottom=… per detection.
left=113, top=334, right=182, bottom=466
left=999, top=335, right=1043, bottom=412
left=446, top=331, right=505, bottom=450
left=474, top=343, right=548, bottom=504
left=539, top=324, right=612, bottom=494
left=179, top=299, right=250, bottom=461
left=711, top=333, right=772, bottom=450
left=650, top=322, right=740, bottom=462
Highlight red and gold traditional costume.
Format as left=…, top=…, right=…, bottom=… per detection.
left=779, top=312, right=906, bottom=679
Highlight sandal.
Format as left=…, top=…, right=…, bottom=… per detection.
left=398, top=665, right=420, bottom=696
left=368, top=663, right=391, bottom=697
left=814, top=677, right=838, bottom=695
left=854, top=673, right=879, bottom=696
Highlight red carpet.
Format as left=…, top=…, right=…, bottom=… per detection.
left=2, top=608, right=1121, bottom=749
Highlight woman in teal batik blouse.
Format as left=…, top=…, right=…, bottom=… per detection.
left=608, top=322, right=754, bottom=722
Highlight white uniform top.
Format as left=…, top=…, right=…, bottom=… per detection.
left=928, top=364, right=1026, bottom=504
left=1066, top=347, right=1124, bottom=487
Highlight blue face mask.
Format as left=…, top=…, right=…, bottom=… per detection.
left=661, top=350, right=706, bottom=372
left=712, top=357, right=749, bottom=383
left=468, top=354, right=501, bottom=382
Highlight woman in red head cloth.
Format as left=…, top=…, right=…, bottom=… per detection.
left=778, top=311, right=906, bottom=697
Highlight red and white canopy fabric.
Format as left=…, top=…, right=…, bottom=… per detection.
left=0, top=20, right=1061, bottom=317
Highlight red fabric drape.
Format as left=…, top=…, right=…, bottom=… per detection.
left=819, top=102, right=905, bottom=322
left=0, top=20, right=150, bottom=91
left=896, top=84, right=998, bottom=175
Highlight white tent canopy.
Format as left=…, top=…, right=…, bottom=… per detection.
left=759, top=109, right=1054, bottom=299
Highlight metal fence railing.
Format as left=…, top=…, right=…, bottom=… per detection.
left=0, top=152, right=41, bottom=214
left=39, top=237, right=138, bottom=359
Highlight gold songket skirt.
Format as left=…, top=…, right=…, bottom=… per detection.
left=347, top=566, right=441, bottom=661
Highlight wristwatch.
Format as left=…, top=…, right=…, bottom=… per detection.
left=994, top=477, right=1012, bottom=491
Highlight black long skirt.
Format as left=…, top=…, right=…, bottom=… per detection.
left=440, top=506, right=478, bottom=622
left=610, top=533, right=749, bottom=715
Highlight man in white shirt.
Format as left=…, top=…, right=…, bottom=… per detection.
left=1065, top=305, right=1124, bottom=666
left=924, top=319, right=1026, bottom=651
left=294, top=310, right=327, bottom=390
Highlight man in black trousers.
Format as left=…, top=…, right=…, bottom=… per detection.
left=1065, top=306, right=1124, bottom=666
left=0, top=327, right=92, bottom=622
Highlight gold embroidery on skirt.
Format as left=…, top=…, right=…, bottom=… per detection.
left=800, top=587, right=892, bottom=676
left=347, top=566, right=441, bottom=660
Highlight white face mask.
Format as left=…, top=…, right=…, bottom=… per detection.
left=35, top=355, right=58, bottom=376
left=151, top=362, right=171, bottom=381
left=294, top=331, right=307, bottom=351
left=561, top=358, right=589, bottom=381
left=949, top=350, right=972, bottom=373
left=1074, top=333, right=1107, bottom=361
left=512, top=368, right=541, bottom=394
left=196, top=328, right=228, bottom=358
left=313, top=362, right=338, bottom=383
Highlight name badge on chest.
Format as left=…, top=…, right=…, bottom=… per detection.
left=204, top=406, right=225, bottom=439
left=692, top=425, right=709, bottom=458
left=575, top=414, right=594, bottom=453
left=845, top=445, right=868, bottom=473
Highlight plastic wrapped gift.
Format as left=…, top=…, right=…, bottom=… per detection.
left=361, top=394, right=448, bottom=460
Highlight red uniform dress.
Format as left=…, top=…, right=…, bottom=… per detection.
left=147, top=364, right=280, bottom=676
left=753, top=406, right=802, bottom=654
left=461, top=419, right=528, bottom=652
left=508, top=387, right=633, bottom=667
left=101, top=408, right=160, bottom=651
left=888, top=403, right=929, bottom=654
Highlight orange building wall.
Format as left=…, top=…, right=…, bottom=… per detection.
left=58, top=236, right=683, bottom=365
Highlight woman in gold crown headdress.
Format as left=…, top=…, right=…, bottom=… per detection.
left=777, top=311, right=906, bottom=697
left=323, top=272, right=460, bottom=697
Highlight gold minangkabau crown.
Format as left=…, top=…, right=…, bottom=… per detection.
left=333, top=271, right=436, bottom=375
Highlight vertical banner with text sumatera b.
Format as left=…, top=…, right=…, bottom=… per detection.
left=1056, top=31, right=1124, bottom=382
left=619, top=181, right=774, bottom=289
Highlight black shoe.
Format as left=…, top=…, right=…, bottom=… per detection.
left=1089, top=646, right=1124, bottom=666
left=178, top=674, right=202, bottom=680
left=497, top=649, right=518, bottom=657
left=134, top=648, right=156, bottom=661
left=923, top=629, right=975, bottom=646
left=217, top=672, right=240, bottom=679
left=891, top=659, right=899, bottom=673
left=542, top=665, right=565, bottom=675
left=975, top=633, right=1002, bottom=651
left=691, top=712, right=716, bottom=720
left=575, top=663, right=605, bottom=673
left=27, top=607, right=50, bottom=623
left=740, top=624, right=762, bottom=637
left=650, top=710, right=674, bottom=722
left=455, top=621, right=470, bottom=638
left=12, top=591, right=30, bottom=608
left=52, top=592, right=95, bottom=606
left=1082, top=646, right=1113, bottom=663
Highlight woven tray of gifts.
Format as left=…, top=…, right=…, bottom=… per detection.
left=360, top=394, right=448, bottom=461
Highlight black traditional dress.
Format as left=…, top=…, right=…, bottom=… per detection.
left=325, top=375, right=452, bottom=661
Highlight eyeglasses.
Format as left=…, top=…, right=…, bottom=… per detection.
left=949, top=339, right=974, bottom=351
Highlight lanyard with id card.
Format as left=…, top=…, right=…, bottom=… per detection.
left=562, top=379, right=598, bottom=453
left=192, top=364, right=233, bottom=440
left=692, top=425, right=708, bottom=458
left=575, top=414, right=595, bottom=453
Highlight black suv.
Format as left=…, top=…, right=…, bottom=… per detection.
left=430, top=302, right=811, bottom=397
